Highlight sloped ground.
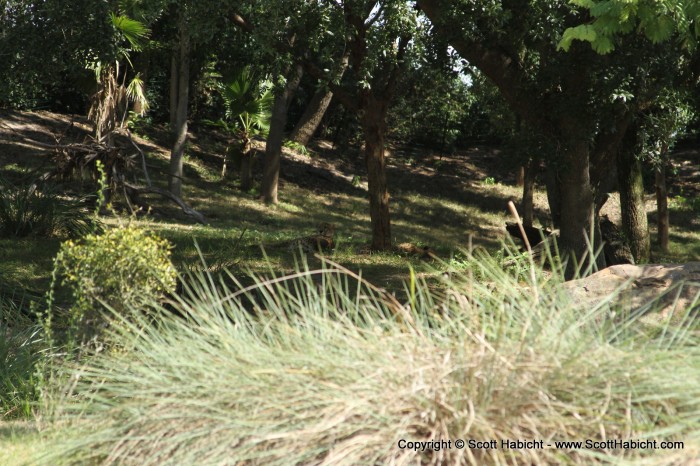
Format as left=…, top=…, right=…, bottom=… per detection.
left=1, top=110, right=700, bottom=466
left=1, top=109, right=698, bottom=294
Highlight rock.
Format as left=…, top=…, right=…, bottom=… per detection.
left=562, top=262, right=700, bottom=317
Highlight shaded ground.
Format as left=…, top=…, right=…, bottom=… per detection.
left=1, top=109, right=699, bottom=294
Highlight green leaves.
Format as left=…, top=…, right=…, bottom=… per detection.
left=558, top=24, right=598, bottom=51
left=220, top=68, right=274, bottom=137
left=558, top=24, right=615, bottom=53
left=561, top=0, right=700, bottom=54
left=110, top=13, right=150, bottom=51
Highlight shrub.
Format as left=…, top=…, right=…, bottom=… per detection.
left=54, top=225, right=176, bottom=344
left=38, top=254, right=699, bottom=466
left=0, top=181, right=96, bottom=239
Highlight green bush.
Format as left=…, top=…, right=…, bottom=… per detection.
left=0, top=181, right=96, bottom=239
left=55, top=225, right=176, bottom=343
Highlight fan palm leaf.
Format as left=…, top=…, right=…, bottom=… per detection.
left=221, top=68, right=273, bottom=136
left=110, top=13, right=149, bottom=51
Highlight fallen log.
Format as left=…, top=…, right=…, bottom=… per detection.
left=123, top=182, right=207, bottom=225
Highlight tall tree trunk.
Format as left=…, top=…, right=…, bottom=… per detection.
left=655, top=162, right=669, bottom=252
left=545, top=163, right=561, bottom=229
left=290, top=88, right=334, bottom=146
left=168, top=15, right=190, bottom=197
left=362, top=96, right=392, bottom=251
left=169, top=51, right=178, bottom=128
left=559, top=137, right=604, bottom=278
left=521, top=158, right=536, bottom=228
left=515, top=166, right=525, bottom=187
left=261, top=63, right=303, bottom=204
left=617, top=124, right=650, bottom=263
left=291, top=53, right=350, bottom=146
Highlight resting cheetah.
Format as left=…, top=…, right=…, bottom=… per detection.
left=255, top=223, right=336, bottom=254
left=288, top=222, right=336, bottom=253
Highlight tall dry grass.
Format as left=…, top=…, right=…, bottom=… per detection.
left=37, top=251, right=699, bottom=465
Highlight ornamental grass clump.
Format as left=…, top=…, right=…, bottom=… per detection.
left=0, top=181, right=96, bottom=239
left=39, top=252, right=699, bottom=465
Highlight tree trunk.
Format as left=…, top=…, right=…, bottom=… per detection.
left=362, top=96, right=392, bottom=251
left=261, top=63, right=303, bottom=204
left=617, top=125, right=650, bottom=263
left=515, top=166, right=525, bottom=187
left=291, top=53, right=350, bottom=146
left=290, top=88, right=334, bottom=146
left=169, top=51, right=178, bottom=128
left=521, top=159, right=535, bottom=228
left=168, top=14, right=190, bottom=197
left=559, top=137, right=604, bottom=278
left=240, top=138, right=253, bottom=191
left=655, top=163, right=669, bottom=252
left=544, top=163, right=561, bottom=229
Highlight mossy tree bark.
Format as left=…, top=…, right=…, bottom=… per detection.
left=617, top=123, right=650, bottom=262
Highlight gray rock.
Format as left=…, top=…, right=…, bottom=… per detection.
left=562, top=262, right=700, bottom=318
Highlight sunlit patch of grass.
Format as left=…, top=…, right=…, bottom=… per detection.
left=0, top=421, right=45, bottom=466
left=182, top=153, right=220, bottom=183
left=0, top=238, right=63, bottom=293
left=648, top=206, right=700, bottom=263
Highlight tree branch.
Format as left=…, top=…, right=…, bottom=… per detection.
left=123, top=181, right=207, bottom=224
left=227, top=10, right=359, bottom=112
left=416, top=0, right=548, bottom=130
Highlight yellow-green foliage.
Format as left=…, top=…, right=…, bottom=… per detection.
left=58, top=225, right=176, bottom=322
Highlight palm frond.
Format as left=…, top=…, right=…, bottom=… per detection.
left=220, top=68, right=273, bottom=136
left=110, top=13, right=149, bottom=51
left=126, top=73, right=149, bottom=115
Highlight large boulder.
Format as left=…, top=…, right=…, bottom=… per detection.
left=562, top=262, right=700, bottom=318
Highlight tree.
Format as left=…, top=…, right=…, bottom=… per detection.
left=0, top=0, right=116, bottom=108
left=165, top=0, right=231, bottom=197
left=616, top=121, right=650, bottom=262
left=210, top=68, right=273, bottom=190
left=88, top=13, right=150, bottom=144
left=227, top=4, right=315, bottom=204
left=231, top=1, right=418, bottom=250
left=290, top=51, right=350, bottom=146
left=559, top=0, right=700, bottom=54
left=638, top=97, right=694, bottom=253
left=416, top=0, right=685, bottom=276
left=560, top=0, right=700, bottom=259
left=168, top=5, right=190, bottom=197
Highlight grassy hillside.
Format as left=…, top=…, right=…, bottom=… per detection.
left=1, top=110, right=699, bottom=465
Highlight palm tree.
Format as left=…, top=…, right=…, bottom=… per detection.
left=88, top=12, right=150, bottom=143
left=208, top=68, right=273, bottom=190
